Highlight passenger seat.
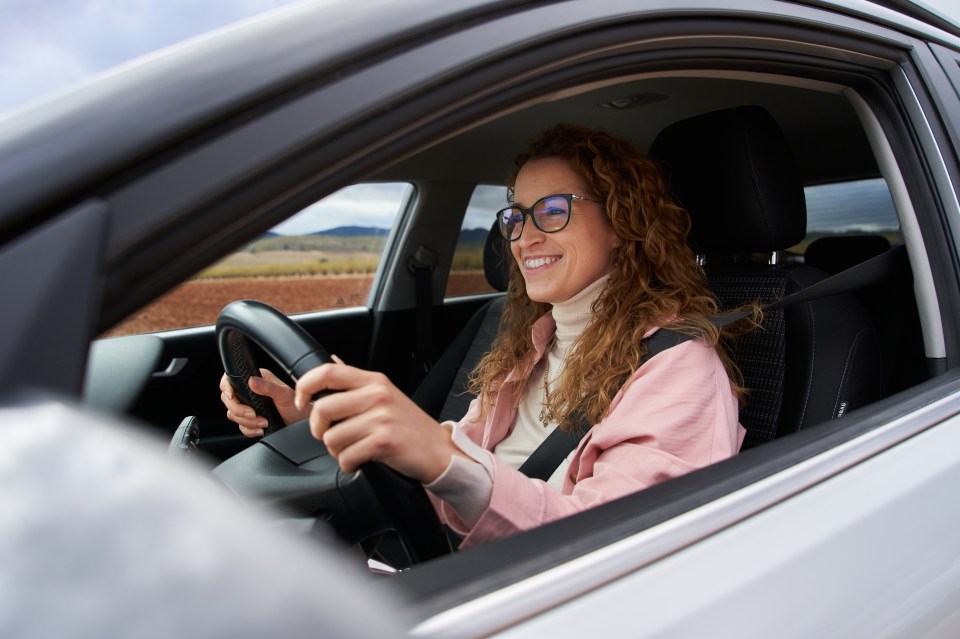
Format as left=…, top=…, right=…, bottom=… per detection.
left=649, top=106, right=882, bottom=448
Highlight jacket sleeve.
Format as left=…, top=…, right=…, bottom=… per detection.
left=456, top=338, right=744, bottom=548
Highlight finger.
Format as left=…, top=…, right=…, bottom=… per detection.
left=250, top=372, right=295, bottom=404
left=220, top=373, right=234, bottom=399
left=237, top=422, right=266, bottom=438
left=258, top=368, right=287, bottom=385
left=306, top=383, right=390, bottom=440
left=294, top=363, right=378, bottom=410
left=323, top=417, right=423, bottom=475
left=332, top=435, right=382, bottom=473
left=331, top=354, right=345, bottom=365
left=221, top=390, right=256, bottom=418
left=314, top=412, right=386, bottom=472
left=247, top=375, right=275, bottom=397
left=227, top=407, right=268, bottom=430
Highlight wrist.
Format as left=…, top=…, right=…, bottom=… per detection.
left=421, top=428, right=465, bottom=484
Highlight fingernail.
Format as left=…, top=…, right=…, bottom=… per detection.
left=294, top=394, right=303, bottom=411
left=256, top=418, right=268, bottom=429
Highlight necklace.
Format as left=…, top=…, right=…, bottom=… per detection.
left=538, top=340, right=556, bottom=428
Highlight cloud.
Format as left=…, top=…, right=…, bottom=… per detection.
left=0, top=0, right=303, bottom=113
left=464, top=185, right=508, bottom=231
left=271, top=183, right=413, bottom=235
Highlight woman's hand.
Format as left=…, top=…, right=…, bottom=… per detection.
left=219, top=369, right=311, bottom=437
left=294, top=362, right=464, bottom=483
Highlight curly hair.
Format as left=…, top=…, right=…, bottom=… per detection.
left=467, top=123, right=747, bottom=432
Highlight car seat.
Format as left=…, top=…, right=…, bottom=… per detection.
left=805, top=234, right=923, bottom=395
left=649, top=105, right=882, bottom=448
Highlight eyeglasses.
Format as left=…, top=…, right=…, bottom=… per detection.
left=496, top=193, right=598, bottom=241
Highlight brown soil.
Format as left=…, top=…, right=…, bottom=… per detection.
left=104, top=272, right=494, bottom=337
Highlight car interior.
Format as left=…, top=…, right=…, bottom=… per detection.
left=94, top=63, right=942, bottom=607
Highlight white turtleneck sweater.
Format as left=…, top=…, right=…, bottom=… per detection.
left=426, top=275, right=608, bottom=526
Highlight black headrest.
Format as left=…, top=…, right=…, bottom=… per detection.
left=483, top=221, right=510, bottom=292
left=649, top=106, right=806, bottom=254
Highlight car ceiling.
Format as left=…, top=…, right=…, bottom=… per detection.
left=374, top=74, right=878, bottom=187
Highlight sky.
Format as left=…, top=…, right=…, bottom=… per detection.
left=0, top=0, right=305, bottom=114
left=0, top=0, right=501, bottom=234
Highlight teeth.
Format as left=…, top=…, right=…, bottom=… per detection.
left=525, top=256, right=560, bottom=269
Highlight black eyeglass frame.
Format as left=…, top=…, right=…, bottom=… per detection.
left=495, top=193, right=598, bottom=241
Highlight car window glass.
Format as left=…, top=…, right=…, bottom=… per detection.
left=106, top=183, right=411, bottom=336
left=794, top=177, right=901, bottom=253
left=445, top=184, right=508, bottom=298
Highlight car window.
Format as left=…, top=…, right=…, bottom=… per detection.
left=444, top=184, right=508, bottom=298
left=105, top=183, right=411, bottom=336
left=794, top=177, right=901, bottom=252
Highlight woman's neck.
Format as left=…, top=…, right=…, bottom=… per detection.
left=551, top=274, right=609, bottom=347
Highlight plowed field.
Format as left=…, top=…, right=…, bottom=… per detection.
left=104, top=272, right=492, bottom=336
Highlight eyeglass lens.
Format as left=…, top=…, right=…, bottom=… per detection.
left=498, top=195, right=571, bottom=240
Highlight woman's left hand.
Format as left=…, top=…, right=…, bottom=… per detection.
left=294, top=360, right=464, bottom=484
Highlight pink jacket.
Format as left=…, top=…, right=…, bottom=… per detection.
left=440, top=313, right=746, bottom=548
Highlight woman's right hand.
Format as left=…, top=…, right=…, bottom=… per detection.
left=219, top=369, right=311, bottom=437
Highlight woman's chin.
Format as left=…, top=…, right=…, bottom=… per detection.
left=524, top=288, right=559, bottom=305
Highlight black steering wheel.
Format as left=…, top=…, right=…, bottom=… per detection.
left=212, top=300, right=452, bottom=567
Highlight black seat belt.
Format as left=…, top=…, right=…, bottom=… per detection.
left=410, top=245, right=439, bottom=372
left=517, top=328, right=686, bottom=480
left=517, top=245, right=906, bottom=481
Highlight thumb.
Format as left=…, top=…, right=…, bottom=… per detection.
left=249, top=369, right=292, bottom=399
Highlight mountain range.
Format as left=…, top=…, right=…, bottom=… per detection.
left=266, top=226, right=489, bottom=244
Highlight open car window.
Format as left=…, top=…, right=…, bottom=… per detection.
left=796, top=178, right=902, bottom=251
left=444, top=184, right=507, bottom=298
left=105, top=183, right=411, bottom=336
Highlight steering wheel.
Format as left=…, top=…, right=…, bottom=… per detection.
left=212, top=300, right=452, bottom=567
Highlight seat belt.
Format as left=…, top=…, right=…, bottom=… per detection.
left=517, top=245, right=905, bottom=481
left=517, top=328, right=685, bottom=480
left=711, top=243, right=906, bottom=327
left=409, top=245, right=439, bottom=372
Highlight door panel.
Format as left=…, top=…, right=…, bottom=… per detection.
left=128, top=308, right=372, bottom=460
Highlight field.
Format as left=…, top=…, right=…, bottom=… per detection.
left=104, top=271, right=492, bottom=337
left=103, top=233, right=492, bottom=337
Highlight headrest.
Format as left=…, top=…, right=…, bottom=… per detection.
left=649, top=106, right=806, bottom=254
left=483, top=221, right=510, bottom=292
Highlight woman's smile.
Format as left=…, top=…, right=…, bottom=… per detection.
left=523, top=255, right=562, bottom=270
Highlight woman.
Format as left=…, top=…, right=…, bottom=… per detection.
left=220, top=124, right=746, bottom=549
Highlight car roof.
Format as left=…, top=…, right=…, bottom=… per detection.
left=0, top=0, right=958, bottom=238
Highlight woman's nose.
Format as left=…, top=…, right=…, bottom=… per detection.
left=515, top=216, right=546, bottom=246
